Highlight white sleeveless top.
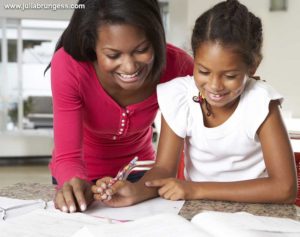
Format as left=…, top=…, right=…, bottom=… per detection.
left=157, top=76, right=283, bottom=182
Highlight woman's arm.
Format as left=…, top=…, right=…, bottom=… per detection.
left=51, top=49, right=93, bottom=212
left=149, top=101, right=298, bottom=203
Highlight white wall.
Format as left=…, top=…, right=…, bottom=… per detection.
left=167, top=0, right=300, bottom=117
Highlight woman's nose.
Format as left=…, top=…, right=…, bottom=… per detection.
left=121, top=55, right=137, bottom=74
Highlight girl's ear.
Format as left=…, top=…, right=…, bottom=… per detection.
left=248, top=56, right=262, bottom=76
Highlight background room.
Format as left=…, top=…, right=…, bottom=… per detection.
left=0, top=0, right=299, bottom=188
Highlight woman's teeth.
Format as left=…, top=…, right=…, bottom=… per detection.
left=119, top=71, right=139, bottom=79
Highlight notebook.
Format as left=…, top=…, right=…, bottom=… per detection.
left=72, top=211, right=300, bottom=237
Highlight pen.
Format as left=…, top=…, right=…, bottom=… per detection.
left=108, top=156, right=139, bottom=187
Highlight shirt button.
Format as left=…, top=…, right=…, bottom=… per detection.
left=112, top=136, right=116, bottom=140
left=120, top=128, right=124, bottom=131
left=122, top=113, right=126, bottom=117
left=121, top=124, right=125, bottom=127
left=121, top=119, right=125, bottom=123
left=126, top=110, right=130, bottom=114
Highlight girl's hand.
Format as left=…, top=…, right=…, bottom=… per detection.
left=145, top=178, right=192, bottom=201
left=91, top=177, right=137, bottom=207
left=54, top=177, right=93, bottom=213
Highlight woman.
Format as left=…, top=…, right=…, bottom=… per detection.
left=48, top=0, right=193, bottom=212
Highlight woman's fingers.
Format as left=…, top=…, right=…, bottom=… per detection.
left=72, top=182, right=89, bottom=212
left=54, top=188, right=69, bottom=212
left=54, top=178, right=92, bottom=213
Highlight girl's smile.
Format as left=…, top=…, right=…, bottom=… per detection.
left=193, top=41, right=249, bottom=111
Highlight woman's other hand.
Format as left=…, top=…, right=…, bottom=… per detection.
left=54, top=177, right=93, bottom=213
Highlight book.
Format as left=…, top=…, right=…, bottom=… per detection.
left=72, top=211, right=300, bottom=237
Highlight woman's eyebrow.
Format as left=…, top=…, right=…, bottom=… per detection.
left=101, top=40, right=150, bottom=52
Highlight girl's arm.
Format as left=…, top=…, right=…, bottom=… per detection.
left=92, top=116, right=184, bottom=206
left=148, top=101, right=297, bottom=203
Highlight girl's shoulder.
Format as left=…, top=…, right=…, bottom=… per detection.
left=242, top=78, right=283, bottom=139
left=157, top=76, right=195, bottom=138
left=244, top=78, right=282, bottom=101
left=157, top=75, right=195, bottom=95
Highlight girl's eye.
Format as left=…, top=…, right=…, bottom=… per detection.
left=225, top=75, right=237, bottom=79
left=198, top=70, right=210, bottom=75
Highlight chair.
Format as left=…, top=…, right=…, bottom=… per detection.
left=176, top=151, right=185, bottom=180
left=176, top=151, right=300, bottom=207
left=295, top=152, right=300, bottom=207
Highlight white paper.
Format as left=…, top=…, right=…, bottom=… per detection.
left=0, top=196, right=47, bottom=220
left=72, top=213, right=211, bottom=237
left=85, top=197, right=185, bottom=221
left=191, top=211, right=300, bottom=237
left=0, top=208, right=110, bottom=237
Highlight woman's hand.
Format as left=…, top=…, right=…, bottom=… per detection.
left=91, top=177, right=137, bottom=207
left=54, top=177, right=93, bottom=213
left=145, top=178, right=192, bottom=201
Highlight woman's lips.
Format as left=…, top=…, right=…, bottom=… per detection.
left=116, top=68, right=143, bottom=83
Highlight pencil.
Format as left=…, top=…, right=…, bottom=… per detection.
left=108, top=156, right=139, bottom=187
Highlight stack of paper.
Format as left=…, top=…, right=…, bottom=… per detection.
left=73, top=211, right=300, bottom=237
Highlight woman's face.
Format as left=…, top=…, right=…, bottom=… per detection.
left=193, top=41, right=250, bottom=110
left=95, top=23, right=154, bottom=92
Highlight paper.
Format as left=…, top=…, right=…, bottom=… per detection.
left=85, top=197, right=185, bottom=221
left=191, top=211, right=300, bottom=237
left=72, top=213, right=211, bottom=237
left=0, top=208, right=110, bottom=237
left=73, top=211, right=300, bottom=237
left=0, top=196, right=46, bottom=220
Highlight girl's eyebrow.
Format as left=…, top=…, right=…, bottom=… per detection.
left=102, top=40, right=149, bottom=52
left=195, top=63, right=241, bottom=73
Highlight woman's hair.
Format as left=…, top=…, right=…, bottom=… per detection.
left=46, top=0, right=166, bottom=82
left=191, top=0, right=263, bottom=68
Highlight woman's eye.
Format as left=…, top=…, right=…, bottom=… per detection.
left=106, top=54, right=120, bottom=59
left=135, top=46, right=149, bottom=54
left=198, top=70, right=209, bottom=75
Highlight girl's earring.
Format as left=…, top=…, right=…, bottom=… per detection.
left=199, top=92, right=205, bottom=103
left=193, top=92, right=205, bottom=104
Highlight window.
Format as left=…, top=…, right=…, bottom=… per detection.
left=270, top=0, right=287, bottom=11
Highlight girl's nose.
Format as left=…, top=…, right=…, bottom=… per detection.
left=209, top=75, right=224, bottom=91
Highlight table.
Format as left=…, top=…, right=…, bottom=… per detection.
left=0, top=182, right=299, bottom=221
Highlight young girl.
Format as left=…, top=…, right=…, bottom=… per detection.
left=92, top=0, right=297, bottom=205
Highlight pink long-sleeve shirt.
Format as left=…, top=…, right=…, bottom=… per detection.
left=49, top=44, right=194, bottom=186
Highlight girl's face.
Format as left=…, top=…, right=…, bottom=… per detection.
left=193, top=41, right=250, bottom=110
left=95, top=24, right=154, bottom=91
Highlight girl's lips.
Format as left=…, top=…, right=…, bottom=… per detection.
left=206, top=91, right=228, bottom=102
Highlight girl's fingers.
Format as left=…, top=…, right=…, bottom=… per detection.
left=145, top=178, right=168, bottom=187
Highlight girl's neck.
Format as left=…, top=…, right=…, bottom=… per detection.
left=202, top=96, right=240, bottom=128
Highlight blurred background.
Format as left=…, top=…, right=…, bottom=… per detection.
left=0, top=0, right=299, bottom=188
